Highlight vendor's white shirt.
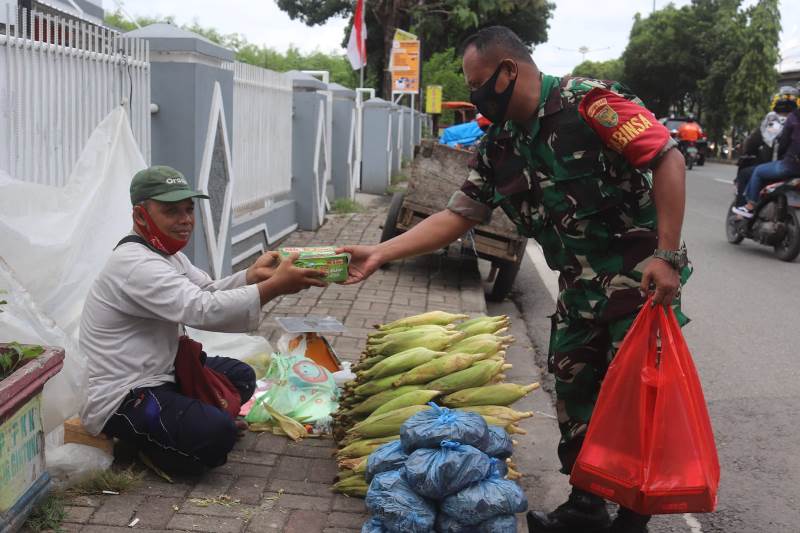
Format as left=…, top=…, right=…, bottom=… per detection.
left=79, top=238, right=260, bottom=435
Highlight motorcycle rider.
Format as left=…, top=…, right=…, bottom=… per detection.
left=733, top=96, right=800, bottom=218
left=734, top=94, right=798, bottom=206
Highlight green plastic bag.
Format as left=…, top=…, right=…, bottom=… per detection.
left=245, top=354, right=338, bottom=424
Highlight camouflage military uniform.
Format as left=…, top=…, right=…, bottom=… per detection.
left=448, top=75, right=691, bottom=474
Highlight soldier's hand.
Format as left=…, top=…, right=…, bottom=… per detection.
left=336, top=245, right=384, bottom=285
left=641, top=258, right=680, bottom=306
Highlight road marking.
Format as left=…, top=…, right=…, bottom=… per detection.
left=683, top=513, right=703, bottom=532
left=714, top=178, right=733, bottom=185
left=525, top=241, right=558, bottom=302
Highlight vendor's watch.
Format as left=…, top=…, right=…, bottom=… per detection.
left=653, top=247, right=689, bottom=270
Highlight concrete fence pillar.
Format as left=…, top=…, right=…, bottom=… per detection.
left=286, top=71, right=329, bottom=230
left=126, top=23, right=235, bottom=279
left=390, top=103, right=402, bottom=177
left=329, top=82, right=357, bottom=201
left=360, top=97, right=392, bottom=194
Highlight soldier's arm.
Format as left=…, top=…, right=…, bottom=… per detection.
left=376, top=209, right=478, bottom=264
left=651, top=148, right=686, bottom=250
left=375, top=139, right=499, bottom=264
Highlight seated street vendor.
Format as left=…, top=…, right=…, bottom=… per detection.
left=79, top=165, right=326, bottom=474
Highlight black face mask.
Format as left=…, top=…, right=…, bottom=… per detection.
left=469, top=61, right=517, bottom=124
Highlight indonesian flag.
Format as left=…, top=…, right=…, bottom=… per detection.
left=346, top=0, right=367, bottom=70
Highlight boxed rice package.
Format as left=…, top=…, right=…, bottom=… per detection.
left=278, top=246, right=350, bottom=283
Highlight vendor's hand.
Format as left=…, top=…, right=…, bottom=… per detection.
left=269, top=253, right=327, bottom=294
left=246, top=251, right=281, bottom=284
left=336, top=245, right=384, bottom=285
left=640, top=258, right=681, bottom=307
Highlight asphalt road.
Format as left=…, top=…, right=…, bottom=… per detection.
left=508, top=161, right=800, bottom=533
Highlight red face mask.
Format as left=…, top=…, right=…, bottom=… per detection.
left=134, top=205, right=189, bottom=255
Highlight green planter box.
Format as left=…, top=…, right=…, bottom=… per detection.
left=0, top=345, right=65, bottom=533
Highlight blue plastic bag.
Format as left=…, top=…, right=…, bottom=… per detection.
left=366, top=470, right=436, bottom=533
left=435, top=513, right=517, bottom=532
left=401, top=403, right=489, bottom=453
left=483, top=425, right=513, bottom=459
left=361, top=515, right=388, bottom=533
left=404, top=440, right=492, bottom=499
left=439, top=121, right=484, bottom=148
left=366, top=440, right=407, bottom=482
left=440, top=464, right=528, bottom=525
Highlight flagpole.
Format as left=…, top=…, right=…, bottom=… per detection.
left=360, top=66, right=364, bottom=88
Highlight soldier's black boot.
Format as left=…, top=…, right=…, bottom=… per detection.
left=609, top=508, right=650, bottom=533
left=526, top=488, right=612, bottom=532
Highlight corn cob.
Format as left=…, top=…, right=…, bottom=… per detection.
left=353, top=372, right=406, bottom=397
left=454, top=405, right=534, bottom=423
left=489, top=373, right=506, bottom=384
left=471, top=414, right=527, bottom=435
left=336, top=435, right=400, bottom=459
left=456, top=317, right=510, bottom=337
left=425, top=359, right=504, bottom=394
left=441, top=383, right=540, bottom=407
left=345, top=385, right=424, bottom=416
left=506, top=424, right=527, bottom=435
left=368, top=326, right=412, bottom=340
left=366, top=330, right=465, bottom=357
left=453, top=315, right=504, bottom=330
left=368, top=390, right=442, bottom=418
left=376, top=311, right=469, bottom=331
left=392, top=353, right=481, bottom=386
left=337, top=456, right=368, bottom=471
left=367, top=324, right=454, bottom=345
left=490, top=349, right=507, bottom=358
left=353, top=354, right=387, bottom=372
left=337, top=468, right=356, bottom=480
left=506, top=466, right=523, bottom=480
left=346, top=404, right=432, bottom=440
left=332, top=475, right=368, bottom=497
left=358, top=348, right=446, bottom=381
left=446, top=334, right=509, bottom=357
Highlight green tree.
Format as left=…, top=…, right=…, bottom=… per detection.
left=275, top=0, right=554, bottom=98
left=422, top=48, right=470, bottom=124
left=622, top=5, right=706, bottom=117
left=725, top=0, right=780, bottom=132
left=571, top=58, right=624, bottom=82
left=619, top=0, right=780, bottom=150
left=104, top=10, right=357, bottom=88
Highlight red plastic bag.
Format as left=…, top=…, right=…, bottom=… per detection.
left=174, top=336, right=242, bottom=420
left=570, top=302, right=719, bottom=514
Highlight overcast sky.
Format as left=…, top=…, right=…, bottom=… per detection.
left=114, top=0, right=799, bottom=76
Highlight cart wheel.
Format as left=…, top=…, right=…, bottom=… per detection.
left=487, top=258, right=522, bottom=302
left=380, top=192, right=405, bottom=243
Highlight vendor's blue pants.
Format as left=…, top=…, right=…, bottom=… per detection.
left=102, top=357, right=255, bottom=475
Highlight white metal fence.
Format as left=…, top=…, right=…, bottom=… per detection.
left=0, top=7, right=151, bottom=186
left=228, top=61, right=293, bottom=215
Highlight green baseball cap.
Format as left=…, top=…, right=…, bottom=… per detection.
left=130, top=165, right=210, bottom=204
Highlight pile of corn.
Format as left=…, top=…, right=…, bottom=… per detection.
left=331, top=311, right=539, bottom=497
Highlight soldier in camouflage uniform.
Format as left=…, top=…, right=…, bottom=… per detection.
left=340, top=26, right=690, bottom=533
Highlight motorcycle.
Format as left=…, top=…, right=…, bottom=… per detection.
left=726, top=175, right=800, bottom=262
left=671, top=130, right=699, bottom=170
left=683, top=141, right=699, bottom=170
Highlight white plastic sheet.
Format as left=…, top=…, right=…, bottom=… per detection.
left=0, top=107, right=272, bottom=436
left=0, top=108, right=144, bottom=432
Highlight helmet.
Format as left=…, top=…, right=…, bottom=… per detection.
left=774, top=98, right=797, bottom=114
left=778, top=86, right=799, bottom=98
left=686, top=113, right=696, bottom=122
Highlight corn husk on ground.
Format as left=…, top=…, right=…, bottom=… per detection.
left=331, top=312, right=540, bottom=497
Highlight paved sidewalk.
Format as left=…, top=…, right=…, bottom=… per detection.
left=54, top=202, right=495, bottom=533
